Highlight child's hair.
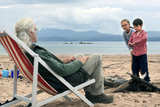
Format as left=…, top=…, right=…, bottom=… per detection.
left=121, top=19, right=130, bottom=25
left=133, top=18, right=143, bottom=26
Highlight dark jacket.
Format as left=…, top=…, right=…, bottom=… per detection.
left=25, top=44, right=89, bottom=93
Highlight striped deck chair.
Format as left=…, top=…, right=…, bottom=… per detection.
left=0, top=32, right=95, bottom=107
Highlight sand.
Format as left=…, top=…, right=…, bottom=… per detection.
left=0, top=55, right=160, bottom=107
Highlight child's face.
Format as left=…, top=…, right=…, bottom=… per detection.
left=134, top=25, right=142, bottom=32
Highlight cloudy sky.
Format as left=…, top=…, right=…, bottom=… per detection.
left=0, top=0, right=160, bottom=34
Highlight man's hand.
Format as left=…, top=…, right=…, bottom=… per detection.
left=77, top=56, right=89, bottom=64
left=70, top=56, right=76, bottom=61
left=63, top=56, right=76, bottom=63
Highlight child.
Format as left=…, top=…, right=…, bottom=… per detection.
left=128, top=18, right=150, bottom=82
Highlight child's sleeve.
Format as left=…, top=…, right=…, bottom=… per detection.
left=128, top=33, right=133, bottom=44
left=134, top=32, right=147, bottom=45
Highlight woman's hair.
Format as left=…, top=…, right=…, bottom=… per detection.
left=121, top=19, right=130, bottom=25
left=15, top=18, right=35, bottom=48
left=121, top=19, right=134, bottom=28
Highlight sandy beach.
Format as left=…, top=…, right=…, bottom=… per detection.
left=0, top=54, right=160, bottom=107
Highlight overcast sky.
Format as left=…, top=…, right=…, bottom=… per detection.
left=0, top=0, right=160, bottom=34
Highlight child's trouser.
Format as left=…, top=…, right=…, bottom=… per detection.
left=132, top=54, right=150, bottom=82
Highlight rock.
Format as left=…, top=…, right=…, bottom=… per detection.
left=142, top=100, right=147, bottom=103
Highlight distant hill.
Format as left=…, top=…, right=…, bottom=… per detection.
left=37, top=28, right=160, bottom=41
left=148, top=31, right=160, bottom=41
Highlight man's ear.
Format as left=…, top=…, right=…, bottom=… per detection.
left=29, top=30, right=33, bottom=36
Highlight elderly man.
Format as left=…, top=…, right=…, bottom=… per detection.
left=14, top=18, right=113, bottom=104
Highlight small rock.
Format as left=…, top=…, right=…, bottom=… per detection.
left=134, top=99, right=140, bottom=103
left=142, top=100, right=147, bottom=103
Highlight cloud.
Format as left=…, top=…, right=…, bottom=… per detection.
left=0, top=0, right=160, bottom=34
left=0, top=0, right=81, bottom=5
left=0, top=6, right=12, bottom=8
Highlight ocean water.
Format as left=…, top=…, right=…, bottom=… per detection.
left=0, top=41, right=160, bottom=55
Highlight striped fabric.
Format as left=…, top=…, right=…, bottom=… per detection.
left=0, top=35, right=57, bottom=95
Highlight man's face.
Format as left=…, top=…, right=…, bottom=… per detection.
left=134, top=25, right=142, bottom=32
left=30, top=24, right=37, bottom=43
left=121, top=21, right=130, bottom=31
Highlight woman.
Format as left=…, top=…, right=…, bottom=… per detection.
left=121, top=19, right=134, bottom=51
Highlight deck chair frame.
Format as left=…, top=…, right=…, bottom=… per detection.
left=0, top=32, right=95, bottom=107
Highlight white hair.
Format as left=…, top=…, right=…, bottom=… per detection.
left=15, top=18, right=35, bottom=48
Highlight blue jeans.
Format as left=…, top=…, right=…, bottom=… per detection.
left=132, top=54, right=150, bottom=82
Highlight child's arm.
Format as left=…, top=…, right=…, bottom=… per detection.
left=134, top=32, right=147, bottom=45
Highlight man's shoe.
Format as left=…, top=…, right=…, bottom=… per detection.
left=85, top=92, right=113, bottom=104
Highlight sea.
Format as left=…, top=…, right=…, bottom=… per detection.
left=0, top=41, right=160, bottom=55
